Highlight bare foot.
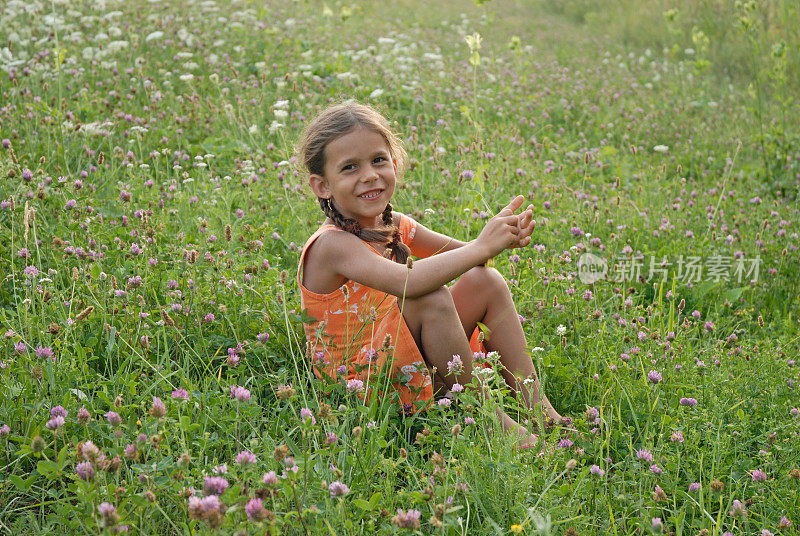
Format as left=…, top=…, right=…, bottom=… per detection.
left=498, top=411, right=539, bottom=449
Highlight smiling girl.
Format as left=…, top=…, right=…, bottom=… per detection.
left=296, top=102, right=562, bottom=448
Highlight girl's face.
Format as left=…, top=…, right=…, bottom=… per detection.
left=309, top=127, right=397, bottom=230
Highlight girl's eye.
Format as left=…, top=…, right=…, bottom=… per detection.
left=341, top=164, right=355, bottom=172
left=373, top=157, right=387, bottom=164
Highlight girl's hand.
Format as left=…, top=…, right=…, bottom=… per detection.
left=515, top=203, right=536, bottom=249
left=475, top=195, right=530, bottom=258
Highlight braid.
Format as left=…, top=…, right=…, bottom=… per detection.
left=318, top=198, right=409, bottom=264
left=320, top=198, right=362, bottom=236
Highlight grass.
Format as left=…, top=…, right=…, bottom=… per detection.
left=0, top=0, right=799, bottom=534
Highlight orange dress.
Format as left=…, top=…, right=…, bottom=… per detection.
left=297, top=214, right=482, bottom=413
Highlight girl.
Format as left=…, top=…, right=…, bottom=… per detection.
left=296, top=102, right=562, bottom=447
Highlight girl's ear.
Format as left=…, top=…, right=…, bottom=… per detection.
left=309, top=174, right=330, bottom=199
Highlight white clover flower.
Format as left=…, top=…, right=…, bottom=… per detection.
left=179, top=73, right=194, bottom=81
left=269, top=121, right=284, bottom=134
left=248, top=124, right=258, bottom=134
left=369, top=88, right=384, bottom=99
left=274, top=109, right=289, bottom=120
left=653, top=145, right=669, bottom=153
left=274, top=99, right=290, bottom=110
left=556, top=325, right=567, bottom=336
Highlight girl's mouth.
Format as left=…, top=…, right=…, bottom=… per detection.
left=358, top=189, right=383, bottom=200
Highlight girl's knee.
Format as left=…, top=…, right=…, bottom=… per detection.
left=402, top=286, right=453, bottom=314
left=461, top=266, right=509, bottom=294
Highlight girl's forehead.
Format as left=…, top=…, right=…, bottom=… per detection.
left=325, top=127, right=390, bottom=159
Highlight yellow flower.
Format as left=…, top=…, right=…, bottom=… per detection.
left=510, top=525, right=524, bottom=534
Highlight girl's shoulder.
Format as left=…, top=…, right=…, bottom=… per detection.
left=300, top=226, right=351, bottom=295
left=392, top=211, right=418, bottom=244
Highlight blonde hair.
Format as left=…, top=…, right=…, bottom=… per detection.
left=297, top=102, right=410, bottom=264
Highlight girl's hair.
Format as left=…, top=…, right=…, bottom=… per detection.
left=297, top=102, right=411, bottom=264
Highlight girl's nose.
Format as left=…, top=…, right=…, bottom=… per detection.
left=363, top=168, right=379, bottom=182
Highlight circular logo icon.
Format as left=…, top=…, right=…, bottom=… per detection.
left=578, top=253, right=608, bottom=284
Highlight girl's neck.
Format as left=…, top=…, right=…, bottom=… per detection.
left=324, top=216, right=382, bottom=230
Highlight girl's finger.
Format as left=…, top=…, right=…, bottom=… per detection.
left=499, top=195, right=524, bottom=216
left=496, top=214, right=521, bottom=225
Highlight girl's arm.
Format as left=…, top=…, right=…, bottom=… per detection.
left=400, top=216, right=466, bottom=258
left=320, top=196, right=533, bottom=298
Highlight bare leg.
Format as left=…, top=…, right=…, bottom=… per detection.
left=449, top=267, right=563, bottom=424
left=400, top=287, right=538, bottom=447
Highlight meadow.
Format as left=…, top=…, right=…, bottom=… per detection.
left=1, top=0, right=799, bottom=534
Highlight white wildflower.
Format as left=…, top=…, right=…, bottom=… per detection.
left=653, top=145, right=669, bottom=153
left=145, top=31, right=164, bottom=43
left=107, top=41, right=129, bottom=53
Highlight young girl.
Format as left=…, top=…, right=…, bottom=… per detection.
left=296, top=102, right=562, bottom=447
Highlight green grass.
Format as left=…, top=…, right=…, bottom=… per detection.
left=1, top=0, right=799, bottom=534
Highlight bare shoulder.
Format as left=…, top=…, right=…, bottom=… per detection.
left=302, top=230, right=374, bottom=294
left=301, top=230, right=349, bottom=293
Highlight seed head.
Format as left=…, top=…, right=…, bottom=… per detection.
left=565, top=458, right=578, bottom=473
left=161, top=310, right=175, bottom=327
left=75, top=306, right=94, bottom=321
left=31, top=435, right=46, bottom=452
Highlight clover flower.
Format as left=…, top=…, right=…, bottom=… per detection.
left=202, top=476, right=229, bottom=496
left=236, top=451, right=257, bottom=466
left=328, top=480, right=350, bottom=497
left=392, top=509, right=421, bottom=530
left=76, top=461, right=95, bottom=480
left=346, top=379, right=364, bottom=393
left=300, top=407, right=315, bottom=425
left=149, top=397, right=166, bottom=417
left=245, top=498, right=267, bottom=521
